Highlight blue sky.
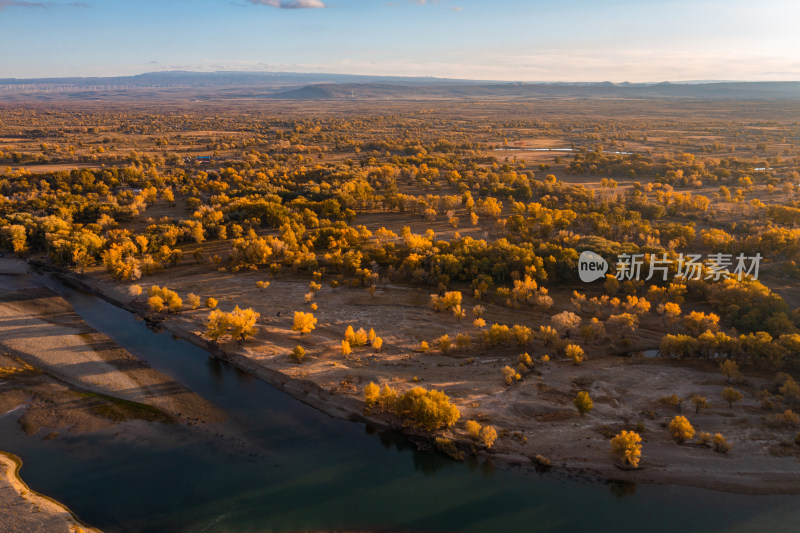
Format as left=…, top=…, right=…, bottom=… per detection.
left=1, top=0, right=798, bottom=81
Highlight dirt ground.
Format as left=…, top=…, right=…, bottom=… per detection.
left=68, top=258, right=800, bottom=494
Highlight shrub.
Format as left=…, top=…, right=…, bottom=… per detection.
left=438, top=334, right=452, bottom=353
left=690, top=394, right=708, bottom=414
left=205, top=297, right=218, bottom=308
left=147, top=295, right=164, bottom=312
left=394, top=386, right=461, bottom=430
left=293, top=311, right=317, bottom=335
left=668, top=415, right=695, bottom=443
left=574, top=391, right=593, bottom=415
left=364, top=382, right=380, bottom=408
left=149, top=285, right=182, bottom=312
left=660, top=394, right=683, bottom=413
left=712, top=433, right=732, bottom=453
left=291, top=346, right=306, bottom=363
left=465, top=420, right=482, bottom=439
left=372, top=337, right=383, bottom=351
left=353, top=328, right=369, bottom=347
left=768, top=409, right=800, bottom=427
left=187, top=293, right=201, bottom=310
left=565, top=344, right=585, bottom=365
left=722, top=387, right=743, bottom=408
left=205, top=306, right=260, bottom=343
left=610, top=431, right=642, bottom=467
left=502, top=365, right=520, bottom=385
left=479, top=425, right=498, bottom=449
left=430, top=291, right=463, bottom=312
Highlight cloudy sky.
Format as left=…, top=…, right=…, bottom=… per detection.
left=1, top=0, right=798, bottom=81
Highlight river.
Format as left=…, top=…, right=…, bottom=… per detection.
left=1, top=273, right=799, bottom=532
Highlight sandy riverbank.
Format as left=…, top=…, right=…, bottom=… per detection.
left=0, top=261, right=225, bottom=431
left=0, top=451, right=101, bottom=533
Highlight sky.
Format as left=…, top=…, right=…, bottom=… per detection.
left=0, top=0, right=798, bottom=82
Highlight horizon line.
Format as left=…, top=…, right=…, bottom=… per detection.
left=1, top=70, right=799, bottom=85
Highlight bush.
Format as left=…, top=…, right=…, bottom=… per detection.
left=205, top=306, right=260, bottom=343
left=187, top=293, right=201, bottom=310
left=394, top=386, right=461, bottom=430
left=372, top=337, right=384, bottom=351
left=465, top=420, right=482, bottom=439
left=690, top=394, right=708, bottom=414
left=610, top=430, right=642, bottom=467
left=438, top=334, right=452, bottom=353
left=479, top=425, right=498, bottom=449
left=660, top=394, right=683, bottom=413
left=668, top=415, right=695, bottom=443
left=502, top=365, right=520, bottom=385
left=574, top=391, right=593, bottom=415
left=291, top=346, right=306, bottom=363
left=293, top=311, right=317, bottom=335
left=147, top=295, right=164, bottom=312
left=565, top=344, right=585, bottom=365
left=712, top=433, right=732, bottom=453
left=768, top=409, right=800, bottom=427
left=364, top=382, right=380, bottom=408
left=722, top=387, right=743, bottom=408
left=205, top=297, right=218, bottom=309
left=149, top=285, right=182, bottom=312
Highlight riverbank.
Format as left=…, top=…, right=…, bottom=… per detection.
left=0, top=262, right=225, bottom=431
left=44, top=261, right=800, bottom=496
left=0, top=258, right=231, bottom=529
left=0, top=451, right=101, bottom=533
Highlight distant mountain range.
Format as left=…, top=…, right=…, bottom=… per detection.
left=1, top=71, right=798, bottom=100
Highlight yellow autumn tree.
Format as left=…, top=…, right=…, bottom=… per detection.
left=574, top=391, right=593, bottom=415
left=610, top=431, right=642, bottom=468
left=668, top=415, right=695, bottom=443
left=364, top=382, right=380, bottom=409
left=293, top=311, right=317, bottom=335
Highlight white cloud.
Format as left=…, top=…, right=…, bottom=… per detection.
left=0, top=0, right=87, bottom=9
left=247, top=0, right=325, bottom=8
left=0, top=1, right=51, bottom=9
